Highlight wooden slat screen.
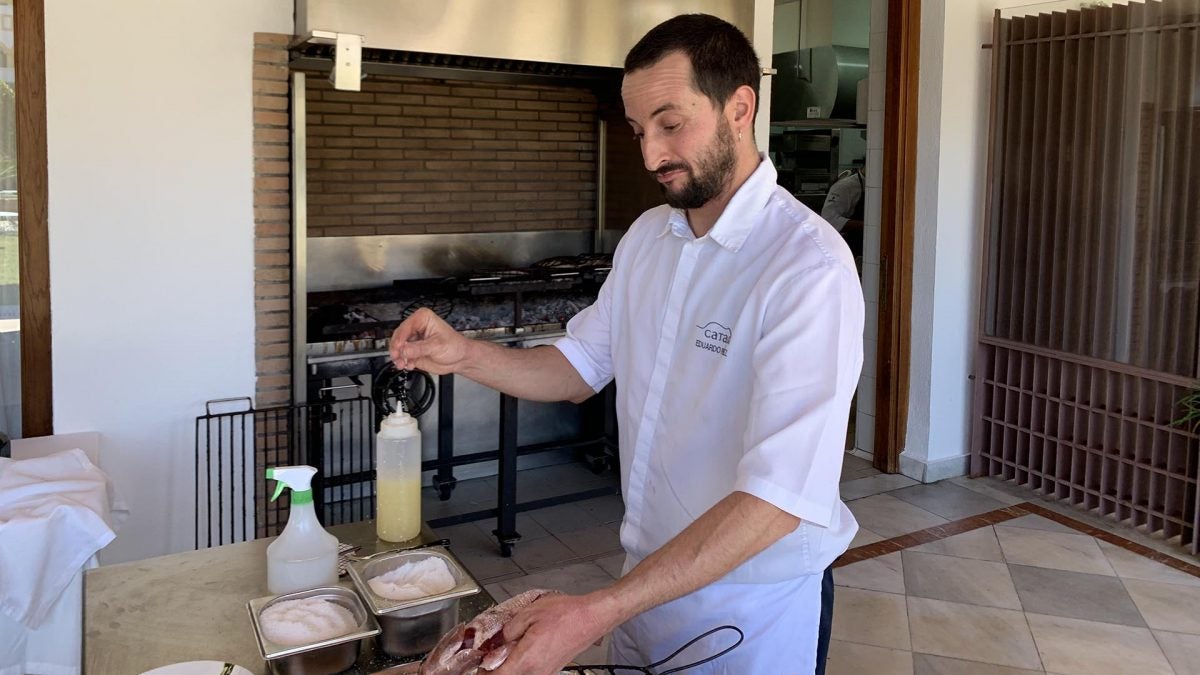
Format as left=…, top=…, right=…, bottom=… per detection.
left=974, top=0, right=1200, bottom=555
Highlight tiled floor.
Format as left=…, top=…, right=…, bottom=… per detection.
left=427, top=453, right=1200, bottom=673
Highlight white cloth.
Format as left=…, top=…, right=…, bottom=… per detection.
left=555, top=157, right=863, bottom=580
left=609, top=568, right=822, bottom=674
left=0, top=556, right=95, bottom=675
left=0, top=448, right=125, bottom=628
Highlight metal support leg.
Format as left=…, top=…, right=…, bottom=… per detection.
left=495, top=392, right=521, bottom=557
left=434, top=374, right=458, bottom=501
left=305, top=377, right=328, bottom=521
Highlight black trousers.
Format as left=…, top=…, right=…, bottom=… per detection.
left=815, top=564, right=835, bottom=675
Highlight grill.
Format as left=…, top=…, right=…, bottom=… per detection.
left=301, top=253, right=618, bottom=557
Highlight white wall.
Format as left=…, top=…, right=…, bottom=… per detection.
left=46, top=0, right=293, bottom=563
left=900, top=0, right=1033, bottom=481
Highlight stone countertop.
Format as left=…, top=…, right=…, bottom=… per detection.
left=84, top=520, right=494, bottom=674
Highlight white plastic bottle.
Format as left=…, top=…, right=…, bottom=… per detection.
left=376, top=409, right=422, bottom=542
left=265, top=465, right=339, bottom=594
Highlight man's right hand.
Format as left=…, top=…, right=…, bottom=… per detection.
left=389, top=307, right=472, bottom=375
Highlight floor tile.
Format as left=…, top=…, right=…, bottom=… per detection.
left=847, top=494, right=950, bottom=538
left=1097, top=540, right=1200, bottom=588
left=453, top=547, right=524, bottom=583
left=525, top=502, right=603, bottom=535
left=842, top=452, right=876, bottom=476
left=888, top=481, right=1008, bottom=520
left=910, top=526, right=1005, bottom=562
left=994, top=513, right=1079, bottom=535
left=1152, top=630, right=1200, bottom=675
left=595, top=553, right=626, bottom=579
left=912, top=653, right=1043, bottom=675
left=498, top=561, right=614, bottom=599
left=835, top=552, right=905, bottom=594
left=902, top=551, right=1021, bottom=610
left=849, top=526, right=885, bottom=549
left=907, top=597, right=1042, bottom=670
left=471, top=512, right=551, bottom=542
left=826, top=640, right=914, bottom=675
left=574, top=494, right=625, bottom=525
left=483, top=581, right=511, bottom=603
left=1025, top=613, right=1173, bottom=675
left=557, top=524, right=623, bottom=558
left=1008, top=564, right=1145, bottom=626
left=509, top=535, right=581, bottom=573
left=436, top=522, right=493, bottom=552
left=841, top=473, right=920, bottom=501
left=946, top=477, right=1028, bottom=507
left=831, top=587, right=911, bottom=650
left=1122, top=578, right=1200, bottom=634
left=994, top=526, right=1116, bottom=576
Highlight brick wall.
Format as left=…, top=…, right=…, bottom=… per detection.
left=305, top=74, right=598, bottom=236
left=253, top=33, right=292, bottom=409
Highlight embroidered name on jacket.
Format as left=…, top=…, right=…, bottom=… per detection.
left=694, top=321, right=731, bottom=357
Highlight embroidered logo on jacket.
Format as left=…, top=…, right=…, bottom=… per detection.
left=694, top=321, right=731, bottom=357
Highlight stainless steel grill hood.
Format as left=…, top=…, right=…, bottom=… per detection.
left=296, top=0, right=756, bottom=70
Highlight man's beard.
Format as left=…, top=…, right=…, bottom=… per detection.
left=655, top=119, right=737, bottom=210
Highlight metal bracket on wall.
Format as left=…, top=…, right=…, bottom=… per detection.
left=291, top=30, right=365, bottom=91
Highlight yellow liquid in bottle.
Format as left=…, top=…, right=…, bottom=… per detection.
left=376, top=475, right=422, bottom=542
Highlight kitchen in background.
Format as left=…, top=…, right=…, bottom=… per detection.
left=768, top=0, right=880, bottom=460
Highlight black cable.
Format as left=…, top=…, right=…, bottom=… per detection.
left=563, top=625, right=744, bottom=674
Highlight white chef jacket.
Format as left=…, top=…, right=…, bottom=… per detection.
left=555, top=156, right=863, bottom=584
left=556, top=157, right=863, bottom=671
left=820, top=170, right=864, bottom=233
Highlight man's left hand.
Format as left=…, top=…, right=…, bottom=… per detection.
left=491, top=591, right=619, bottom=675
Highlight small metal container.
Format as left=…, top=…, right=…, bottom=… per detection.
left=347, top=546, right=481, bottom=658
left=247, top=586, right=380, bottom=675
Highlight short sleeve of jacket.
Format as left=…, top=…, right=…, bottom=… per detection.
left=733, top=260, right=865, bottom=527
left=554, top=272, right=616, bottom=392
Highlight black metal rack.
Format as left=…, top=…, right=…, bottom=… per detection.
left=194, top=384, right=618, bottom=556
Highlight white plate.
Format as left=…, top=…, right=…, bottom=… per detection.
left=140, top=662, right=254, bottom=675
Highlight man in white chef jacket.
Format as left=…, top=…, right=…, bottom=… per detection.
left=390, top=14, right=863, bottom=674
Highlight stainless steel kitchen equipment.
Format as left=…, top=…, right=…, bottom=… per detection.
left=247, top=585, right=381, bottom=675
left=346, top=546, right=481, bottom=659
left=295, top=0, right=756, bottom=70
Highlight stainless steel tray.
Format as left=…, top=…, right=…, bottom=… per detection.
left=247, top=585, right=380, bottom=661
left=346, top=546, right=481, bottom=616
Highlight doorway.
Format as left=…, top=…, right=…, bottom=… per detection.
left=768, top=0, right=918, bottom=474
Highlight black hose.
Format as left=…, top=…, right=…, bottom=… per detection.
left=372, top=362, right=436, bottom=419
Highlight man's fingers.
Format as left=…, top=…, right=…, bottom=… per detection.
left=489, top=637, right=535, bottom=675
left=501, top=608, right=534, bottom=644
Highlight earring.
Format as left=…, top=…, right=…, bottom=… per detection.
left=739, top=130, right=743, bottom=142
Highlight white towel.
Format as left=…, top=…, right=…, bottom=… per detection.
left=0, top=448, right=127, bottom=628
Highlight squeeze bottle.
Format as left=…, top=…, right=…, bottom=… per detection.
left=376, top=409, right=422, bottom=542
left=265, top=465, right=339, bottom=594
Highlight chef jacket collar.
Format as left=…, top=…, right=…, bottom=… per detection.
left=658, top=154, right=778, bottom=253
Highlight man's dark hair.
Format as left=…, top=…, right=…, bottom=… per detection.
left=624, top=14, right=761, bottom=120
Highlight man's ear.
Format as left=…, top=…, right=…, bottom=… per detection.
left=728, top=84, right=757, bottom=133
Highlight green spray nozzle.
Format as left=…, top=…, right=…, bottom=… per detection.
left=266, top=465, right=318, bottom=504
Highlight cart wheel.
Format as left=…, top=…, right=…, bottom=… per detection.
left=500, top=542, right=514, bottom=557
left=437, top=484, right=454, bottom=501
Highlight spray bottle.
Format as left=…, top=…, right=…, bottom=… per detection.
left=376, top=408, right=423, bottom=542
left=265, top=465, right=339, bottom=594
